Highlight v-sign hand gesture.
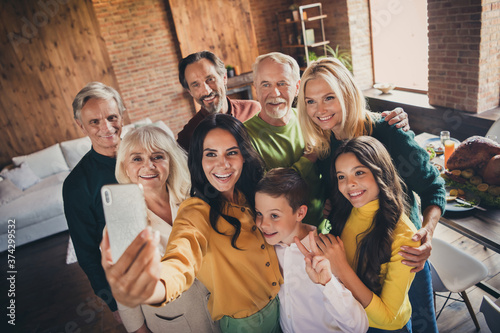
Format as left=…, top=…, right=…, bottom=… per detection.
left=294, top=231, right=332, bottom=286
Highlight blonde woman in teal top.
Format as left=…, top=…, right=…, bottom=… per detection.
left=297, top=58, right=445, bottom=333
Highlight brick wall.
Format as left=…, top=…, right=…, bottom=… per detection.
left=323, top=0, right=351, bottom=54
left=479, top=0, right=500, bottom=112
left=91, top=0, right=193, bottom=134
left=249, top=0, right=290, bottom=55
left=346, top=0, right=373, bottom=89
left=250, top=0, right=353, bottom=69
left=428, top=0, right=499, bottom=113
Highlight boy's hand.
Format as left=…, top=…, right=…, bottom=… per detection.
left=294, top=232, right=332, bottom=286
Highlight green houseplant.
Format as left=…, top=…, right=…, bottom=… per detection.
left=225, top=65, right=235, bottom=78
left=304, top=45, right=353, bottom=73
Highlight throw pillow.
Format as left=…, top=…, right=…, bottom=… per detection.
left=12, top=143, right=70, bottom=179
left=0, top=178, right=23, bottom=205
left=60, top=137, right=92, bottom=169
left=0, top=162, right=40, bottom=190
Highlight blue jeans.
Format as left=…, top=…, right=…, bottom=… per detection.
left=408, top=261, right=438, bottom=333
left=367, top=320, right=412, bottom=332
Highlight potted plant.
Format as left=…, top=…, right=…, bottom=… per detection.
left=226, top=65, right=235, bottom=78
left=289, top=4, right=299, bottom=21
left=325, top=45, right=353, bottom=73
left=304, top=45, right=353, bottom=73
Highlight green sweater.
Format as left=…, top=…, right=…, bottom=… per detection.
left=317, top=118, right=446, bottom=229
left=244, top=109, right=325, bottom=227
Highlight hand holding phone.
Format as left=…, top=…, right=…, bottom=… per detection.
left=101, top=184, right=148, bottom=263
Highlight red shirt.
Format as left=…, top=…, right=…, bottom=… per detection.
left=176, top=97, right=261, bottom=151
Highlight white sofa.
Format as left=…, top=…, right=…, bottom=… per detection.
left=0, top=118, right=173, bottom=252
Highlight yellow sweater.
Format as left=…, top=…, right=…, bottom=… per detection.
left=159, top=191, right=283, bottom=321
left=341, top=199, right=419, bottom=330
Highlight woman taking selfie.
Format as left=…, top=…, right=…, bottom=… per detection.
left=102, top=114, right=283, bottom=333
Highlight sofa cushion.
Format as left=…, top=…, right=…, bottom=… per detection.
left=12, top=143, right=70, bottom=179
left=23, top=171, right=70, bottom=194
left=0, top=182, right=64, bottom=230
left=0, top=162, right=40, bottom=190
left=0, top=179, right=23, bottom=205
left=60, top=137, right=92, bottom=169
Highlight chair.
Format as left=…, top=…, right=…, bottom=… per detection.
left=429, top=237, right=489, bottom=331
left=486, top=117, right=500, bottom=139
left=479, top=295, right=500, bottom=333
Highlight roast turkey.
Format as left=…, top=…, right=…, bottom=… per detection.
left=447, top=136, right=500, bottom=185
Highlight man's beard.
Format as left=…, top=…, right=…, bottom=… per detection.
left=199, top=92, right=225, bottom=114
left=264, top=97, right=288, bottom=119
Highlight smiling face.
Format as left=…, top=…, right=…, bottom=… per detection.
left=77, top=98, right=123, bottom=157
left=335, top=152, right=379, bottom=208
left=202, top=128, right=244, bottom=202
left=254, top=58, right=300, bottom=126
left=185, top=58, right=228, bottom=114
left=124, top=147, right=170, bottom=191
left=305, top=78, right=343, bottom=136
left=255, top=193, right=307, bottom=246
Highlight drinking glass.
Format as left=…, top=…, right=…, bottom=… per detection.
left=440, top=131, right=450, bottom=147
left=444, top=139, right=455, bottom=169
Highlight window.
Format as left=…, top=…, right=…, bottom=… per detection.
left=370, top=0, right=428, bottom=91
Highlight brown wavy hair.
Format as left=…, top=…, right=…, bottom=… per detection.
left=329, top=136, right=408, bottom=295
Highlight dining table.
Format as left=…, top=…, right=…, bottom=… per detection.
left=414, top=132, right=500, bottom=298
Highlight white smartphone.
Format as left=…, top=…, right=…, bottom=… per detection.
left=101, top=183, right=148, bottom=263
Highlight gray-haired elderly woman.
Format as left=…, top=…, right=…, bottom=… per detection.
left=113, top=125, right=218, bottom=333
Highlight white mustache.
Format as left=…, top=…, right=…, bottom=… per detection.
left=266, top=98, right=286, bottom=104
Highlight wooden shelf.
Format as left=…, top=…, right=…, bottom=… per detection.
left=281, top=41, right=330, bottom=48
left=281, top=44, right=308, bottom=48
left=275, top=3, right=329, bottom=66
left=308, top=40, right=330, bottom=48
left=279, top=20, right=300, bottom=25
left=279, top=14, right=327, bottom=25
left=306, top=14, right=327, bottom=22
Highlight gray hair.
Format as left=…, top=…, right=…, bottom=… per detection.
left=252, top=52, right=300, bottom=84
left=72, top=82, right=126, bottom=120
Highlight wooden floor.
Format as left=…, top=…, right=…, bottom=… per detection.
left=1, top=225, right=498, bottom=333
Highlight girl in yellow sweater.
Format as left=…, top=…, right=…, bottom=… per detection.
left=300, top=136, right=419, bottom=332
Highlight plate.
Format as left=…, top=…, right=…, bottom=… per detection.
left=421, top=137, right=461, bottom=150
left=445, top=186, right=481, bottom=212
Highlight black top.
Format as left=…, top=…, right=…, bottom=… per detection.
left=63, top=147, right=118, bottom=311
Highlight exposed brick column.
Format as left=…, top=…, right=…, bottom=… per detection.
left=478, top=0, right=500, bottom=112
left=346, top=0, right=373, bottom=89
left=428, top=0, right=499, bottom=113
left=91, top=0, right=193, bottom=134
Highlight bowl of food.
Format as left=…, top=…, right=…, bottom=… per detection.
left=373, top=83, right=395, bottom=94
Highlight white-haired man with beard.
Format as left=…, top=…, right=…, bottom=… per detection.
left=244, top=52, right=409, bottom=229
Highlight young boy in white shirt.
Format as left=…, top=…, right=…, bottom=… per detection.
left=255, top=168, right=368, bottom=333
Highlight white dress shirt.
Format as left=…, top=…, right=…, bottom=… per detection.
left=275, top=226, right=368, bottom=333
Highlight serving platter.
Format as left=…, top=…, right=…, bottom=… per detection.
left=445, top=186, right=481, bottom=212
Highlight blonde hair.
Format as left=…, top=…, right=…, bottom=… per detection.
left=116, top=125, right=190, bottom=205
left=252, top=52, right=301, bottom=84
left=297, top=58, right=379, bottom=159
